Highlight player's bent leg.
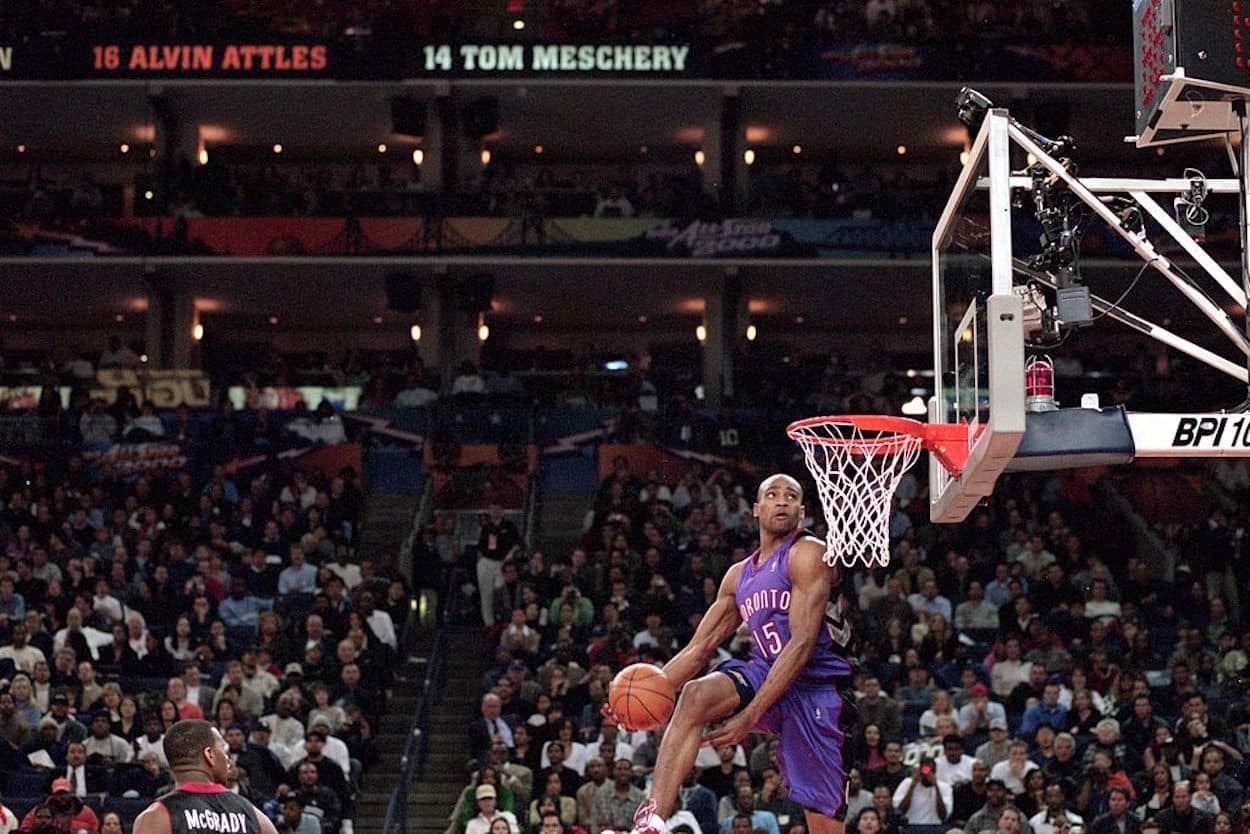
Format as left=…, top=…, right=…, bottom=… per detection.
left=804, top=809, right=845, bottom=834
left=631, top=672, right=741, bottom=834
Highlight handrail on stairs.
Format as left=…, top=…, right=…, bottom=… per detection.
left=381, top=544, right=455, bottom=834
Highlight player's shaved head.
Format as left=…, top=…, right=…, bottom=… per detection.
left=756, top=474, right=802, bottom=501
left=163, top=719, right=216, bottom=769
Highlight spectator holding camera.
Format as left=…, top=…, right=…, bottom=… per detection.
left=1028, top=784, right=1083, bottom=834
left=893, top=756, right=952, bottom=825
left=19, top=778, right=99, bottom=834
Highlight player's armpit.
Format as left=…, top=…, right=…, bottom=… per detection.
left=254, top=806, right=280, bottom=834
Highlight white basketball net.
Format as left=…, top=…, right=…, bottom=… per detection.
left=789, top=418, right=924, bottom=569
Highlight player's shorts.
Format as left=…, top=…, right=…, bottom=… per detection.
left=714, top=657, right=858, bottom=819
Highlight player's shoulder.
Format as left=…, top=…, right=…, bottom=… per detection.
left=132, top=800, right=170, bottom=834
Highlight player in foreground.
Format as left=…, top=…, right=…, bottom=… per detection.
left=133, top=719, right=279, bottom=834
left=612, top=473, right=858, bottom=834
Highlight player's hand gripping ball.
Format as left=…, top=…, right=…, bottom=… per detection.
left=608, top=663, right=676, bottom=731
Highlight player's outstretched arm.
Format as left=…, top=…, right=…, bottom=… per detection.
left=662, top=562, right=745, bottom=689
left=706, top=539, right=831, bottom=747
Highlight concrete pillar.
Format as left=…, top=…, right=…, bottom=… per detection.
left=416, top=276, right=444, bottom=373
left=436, top=92, right=460, bottom=194
left=702, top=274, right=726, bottom=410
left=720, top=87, right=740, bottom=214
left=143, top=285, right=164, bottom=369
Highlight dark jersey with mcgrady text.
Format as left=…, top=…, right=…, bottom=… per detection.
left=157, top=783, right=262, bottom=834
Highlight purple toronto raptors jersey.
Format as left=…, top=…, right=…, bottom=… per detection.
left=736, top=528, right=854, bottom=679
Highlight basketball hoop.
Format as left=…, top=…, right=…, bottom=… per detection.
left=787, top=415, right=967, bottom=569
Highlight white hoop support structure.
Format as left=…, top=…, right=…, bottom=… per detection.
left=787, top=415, right=929, bottom=569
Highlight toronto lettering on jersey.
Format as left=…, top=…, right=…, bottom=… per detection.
left=738, top=588, right=791, bottom=620
left=183, top=810, right=251, bottom=833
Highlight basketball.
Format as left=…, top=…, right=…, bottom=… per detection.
left=608, top=663, right=676, bottom=731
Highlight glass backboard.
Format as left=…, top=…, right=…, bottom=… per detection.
left=930, top=110, right=1025, bottom=523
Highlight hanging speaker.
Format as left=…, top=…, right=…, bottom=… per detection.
left=390, top=96, right=427, bottom=138
left=385, top=273, right=423, bottom=313
left=462, top=97, right=498, bottom=138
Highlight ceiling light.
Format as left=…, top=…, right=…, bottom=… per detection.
left=901, top=395, right=927, bottom=416
left=637, top=315, right=648, bottom=324
left=268, top=315, right=279, bottom=325
left=513, top=19, right=525, bottom=29
left=477, top=313, right=490, bottom=342
left=114, top=314, right=125, bottom=323
left=410, top=324, right=422, bottom=342
left=139, top=354, right=148, bottom=363
left=120, top=144, right=130, bottom=154
left=792, top=144, right=802, bottom=155
left=191, top=323, right=204, bottom=342
left=897, top=144, right=907, bottom=155
left=480, top=149, right=492, bottom=165
left=377, top=143, right=387, bottom=153
left=743, top=149, right=756, bottom=165
left=533, top=314, right=543, bottom=323
left=746, top=324, right=757, bottom=341
left=148, top=148, right=156, bottom=158
left=6, top=314, right=14, bottom=322
left=694, top=149, right=705, bottom=166
left=143, top=190, right=154, bottom=200
left=696, top=323, right=707, bottom=343
left=16, top=144, right=26, bottom=153
left=1026, top=152, right=1037, bottom=165
left=534, top=145, right=543, bottom=154
left=197, top=148, right=208, bottom=165
left=898, top=316, right=909, bottom=326
left=639, top=144, right=649, bottom=155
left=794, top=315, right=805, bottom=325
left=372, top=314, right=383, bottom=325
left=959, top=150, right=969, bottom=165
left=273, top=143, right=283, bottom=154
left=412, top=148, right=424, bottom=165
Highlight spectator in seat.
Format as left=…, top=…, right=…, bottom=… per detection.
left=83, top=710, right=131, bottom=765
left=219, top=577, right=274, bottom=629
left=593, top=759, right=645, bottom=834
left=0, top=691, right=30, bottom=748
left=937, top=735, right=978, bottom=787
left=1150, top=785, right=1210, bottom=834
left=1028, top=784, right=1083, bottom=834
left=1041, top=734, right=1082, bottom=800
left=46, top=693, right=86, bottom=744
left=284, top=762, right=341, bottom=834
left=956, top=581, right=1000, bottom=630
left=1089, top=787, right=1139, bottom=834
left=280, top=795, right=322, bottom=834
left=1195, top=748, right=1243, bottom=815
left=964, top=777, right=1024, bottom=834
left=674, top=767, right=717, bottom=834
left=226, top=722, right=284, bottom=800
left=21, top=778, right=100, bottom=833
left=279, top=547, right=319, bottom=597
left=166, top=677, right=204, bottom=721
left=535, top=742, right=582, bottom=797
left=134, top=749, right=173, bottom=797
left=135, top=714, right=167, bottom=767
left=289, top=728, right=350, bottom=800
left=865, top=739, right=910, bottom=793
left=262, top=693, right=308, bottom=770
left=894, top=757, right=953, bottom=825
left=952, top=761, right=991, bottom=828
left=961, top=685, right=1008, bottom=736
left=990, top=741, right=1038, bottom=797
left=856, top=675, right=902, bottom=738
left=0, top=624, right=46, bottom=674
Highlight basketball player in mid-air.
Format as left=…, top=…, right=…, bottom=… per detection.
left=609, top=473, right=857, bottom=834
left=133, top=720, right=279, bottom=834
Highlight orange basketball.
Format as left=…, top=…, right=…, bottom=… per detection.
left=608, top=663, right=676, bottom=731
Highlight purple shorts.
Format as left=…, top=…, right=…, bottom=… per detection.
left=715, top=658, right=855, bottom=818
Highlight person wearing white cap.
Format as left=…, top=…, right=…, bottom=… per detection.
left=466, top=785, right=519, bottom=834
